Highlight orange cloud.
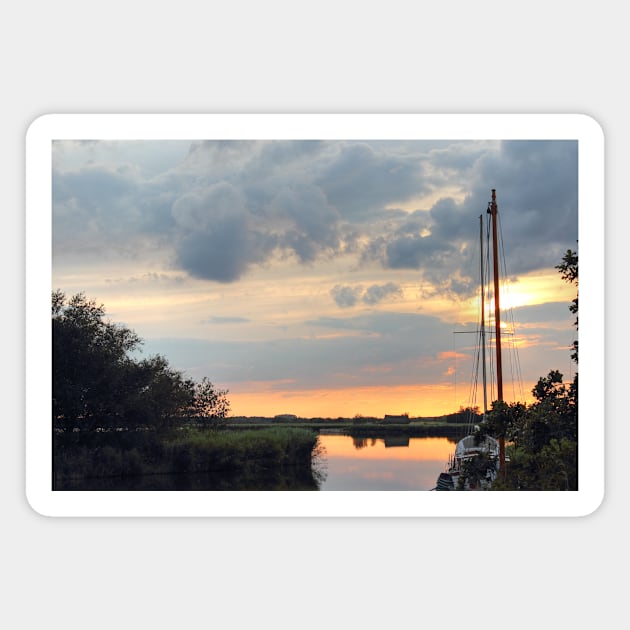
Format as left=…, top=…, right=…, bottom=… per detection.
left=438, top=350, right=469, bottom=360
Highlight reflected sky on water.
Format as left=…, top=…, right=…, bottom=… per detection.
left=316, top=434, right=454, bottom=491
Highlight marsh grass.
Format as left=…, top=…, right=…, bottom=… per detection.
left=53, top=427, right=319, bottom=489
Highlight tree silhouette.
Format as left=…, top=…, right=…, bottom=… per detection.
left=52, top=290, right=230, bottom=431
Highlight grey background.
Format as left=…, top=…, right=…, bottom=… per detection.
left=5, top=2, right=624, bottom=629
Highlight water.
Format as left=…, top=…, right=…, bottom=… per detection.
left=56, top=432, right=457, bottom=491
left=316, top=434, right=455, bottom=491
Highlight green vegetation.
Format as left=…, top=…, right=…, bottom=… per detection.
left=53, top=290, right=230, bottom=432
left=53, top=427, right=319, bottom=490
left=52, top=291, right=319, bottom=489
left=472, top=249, right=579, bottom=490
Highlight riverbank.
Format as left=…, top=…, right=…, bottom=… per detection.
left=225, top=416, right=471, bottom=438
left=52, top=416, right=473, bottom=490
left=53, top=426, right=320, bottom=491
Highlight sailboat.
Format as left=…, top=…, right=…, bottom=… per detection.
left=434, top=189, right=505, bottom=491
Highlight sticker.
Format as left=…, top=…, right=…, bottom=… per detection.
left=26, top=113, right=604, bottom=516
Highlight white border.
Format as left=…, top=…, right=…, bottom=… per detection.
left=25, top=114, right=605, bottom=517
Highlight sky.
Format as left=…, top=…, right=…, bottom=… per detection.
left=51, top=138, right=578, bottom=419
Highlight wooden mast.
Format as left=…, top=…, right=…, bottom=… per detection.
left=488, top=189, right=506, bottom=473
left=479, top=214, right=488, bottom=418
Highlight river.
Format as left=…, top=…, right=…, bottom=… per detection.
left=315, top=434, right=455, bottom=491
left=56, top=432, right=457, bottom=491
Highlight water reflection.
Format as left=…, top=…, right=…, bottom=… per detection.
left=57, top=464, right=321, bottom=491
left=56, top=434, right=453, bottom=492
left=352, top=436, right=410, bottom=449
left=318, top=434, right=453, bottom=491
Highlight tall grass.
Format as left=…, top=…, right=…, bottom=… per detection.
left=53, top=427, right=319, bottom=488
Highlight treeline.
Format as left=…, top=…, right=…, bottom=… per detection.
left=227, top=411, right=478, bottom=425
left=439, top=408, right=483, bottom=424
left=53, top=290, right=230, bottom=432
left=52, top=291, right=319, bottom=489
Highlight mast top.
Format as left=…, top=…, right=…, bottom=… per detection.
left=487, top=188, right=497, bottom=215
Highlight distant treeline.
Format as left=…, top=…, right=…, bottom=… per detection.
left=227, top=408, right=481, bottom=425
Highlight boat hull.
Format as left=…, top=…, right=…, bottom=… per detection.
left=435, top=471, right=458, bottom=490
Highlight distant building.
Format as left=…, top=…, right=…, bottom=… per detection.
left=274, top=414, right=298, bottom=421
left=383, top=414, right=410, bottom=424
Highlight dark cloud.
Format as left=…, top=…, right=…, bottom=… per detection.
left=314, top=141, right=427, bottom=220
left=330, top=282, right=403, bottom=308
left=426, top=141, right=497, bottom=173
left=362, top=282, right=403, bottom=305
left=477, top=140, right=579, bottom=275
left=176, top=221, right=276, bottom=283
left=361, top=139, right=578, bottom=297
left=268, top=182, right=342, bottom=263
left=53, top=139, right=578, bottom=290
left=331, top=284, right=363, bottom=308
left=171, top=181, right=277, bottom=282
left=385, top=231, right=458, bottom=271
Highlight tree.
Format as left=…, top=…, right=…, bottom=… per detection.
left=124, top=354, right=194, bottom=430
left=556, top=248, right=578, bottom=363
left=181, top=377, right=231, bottom=430
left=52, top=291, right=230, bottom=431
left=488, top=249, right=579, bottom=490
left=481, top=400, right=527, bottom=444
left=53, top=291, right=142, bottom=428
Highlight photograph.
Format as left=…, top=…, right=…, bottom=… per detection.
left=26, top=114, right=603, bottom=516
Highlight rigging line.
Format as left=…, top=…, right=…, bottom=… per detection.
left=467, top=217, right=493, bottom=430
left=470, top=216, right=483, bottom=419
left=466, top=327, right=481, bottom=433
left=454, top=330, right=482, bottom=429
left=497, top=212, right=526, bottom=401
left=453, top=330, right=457, bottom=412
left=497, top=212, right=519, bottom=401
left=488, top=329, right=496, bottom=403
left=468, top=215, right=486, bottom=430
left=503, top=225, right=526, bottom=401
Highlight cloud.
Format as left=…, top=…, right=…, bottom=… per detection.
left=203, top=316, right=251, bottom=324
left=171, top=181, right=278, bottom=282
left=331, top=284, right=363, bottom=308
left=330, top=282, right=403, bottom=308
left=268, top=182, right=342, bottom=263
left=142, top=311, right=455, bottom=391
left=361, top=140, right=578, bottom=297
left=313, top=141, right=428, bottom=220
left=105, top=272, right=186, bottom=285
left=52, top=139, right=578, bottom=293
left=362, top=282, right=403, bottom=305
left=510, top=301, right=574, bottom=324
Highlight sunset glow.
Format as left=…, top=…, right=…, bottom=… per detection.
left=51, top=137, right=578, bottom=419
left=228, top=383, right=462, bottom=419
